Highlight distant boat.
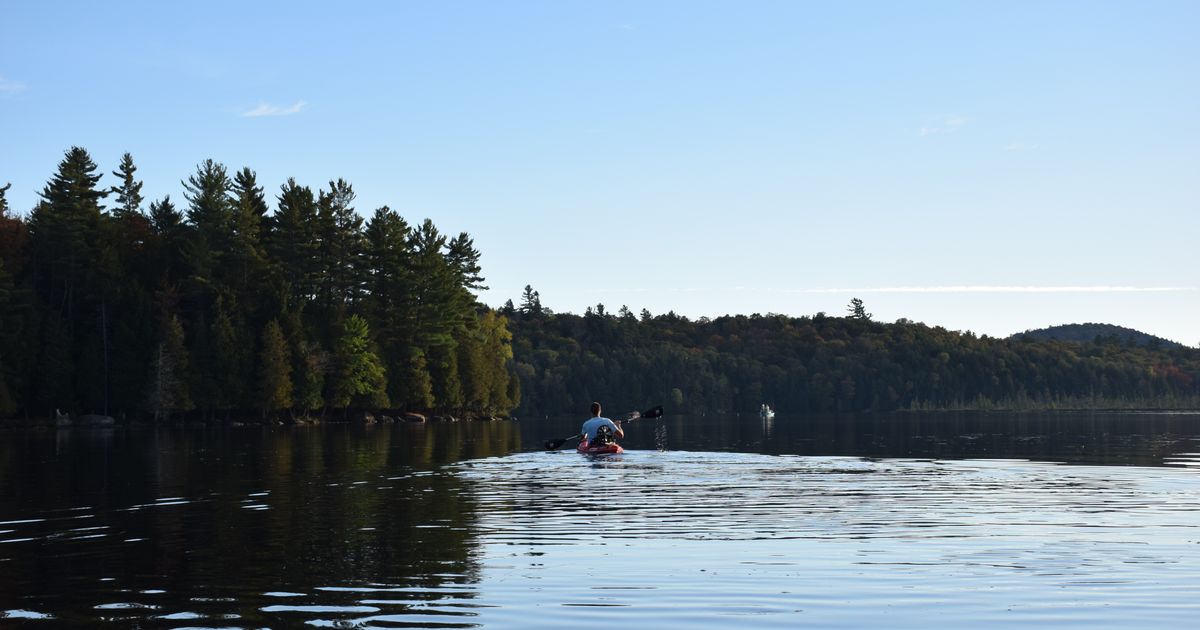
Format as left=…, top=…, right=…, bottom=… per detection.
left=759, top=404, right=775, bottom=419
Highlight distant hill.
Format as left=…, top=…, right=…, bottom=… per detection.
left=1012, top=323, right=1184, bottom=349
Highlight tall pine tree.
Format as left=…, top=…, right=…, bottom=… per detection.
left=256, top=318, right=293, bottom=420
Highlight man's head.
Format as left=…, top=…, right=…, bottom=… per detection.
left=590, top=402, right=601, bottom=417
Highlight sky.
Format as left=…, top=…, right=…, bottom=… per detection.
left=1, top=1, right=1197, bottom=345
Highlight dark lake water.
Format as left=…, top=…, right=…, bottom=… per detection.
left=2, top=412, right=1199, bottom=627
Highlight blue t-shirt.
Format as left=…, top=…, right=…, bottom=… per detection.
left=581, top=416, right=619, bottom=440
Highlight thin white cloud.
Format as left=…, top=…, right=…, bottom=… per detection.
left=598, top=286, right=1197, bottom=294
left=919, top=115, right=968, bottom=136
left=799, top=286, right=1196, bottom=294
left=0, top=75, right=27, bottom=94
left=241, top=100, right=306, bottom=117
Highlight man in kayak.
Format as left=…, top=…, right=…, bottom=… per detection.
left=581, top=402, right=624, bottom=448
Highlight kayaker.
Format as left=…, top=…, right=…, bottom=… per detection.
left=580, top=402, right=624, bottom=448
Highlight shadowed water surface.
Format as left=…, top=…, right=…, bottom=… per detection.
left=1, top=412, right=1198, bottom=627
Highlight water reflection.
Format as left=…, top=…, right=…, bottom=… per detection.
left=0, top=421, right=519, bottom=627
left=0, top=414, right=1198, bottom=627
left=453, top=451, right=1200, bottom=628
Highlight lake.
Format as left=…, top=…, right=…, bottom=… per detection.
left=2, top=412, right=1199, bottom=627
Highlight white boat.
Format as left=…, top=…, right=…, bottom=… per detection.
left=759, top=404, right=775, bottom=419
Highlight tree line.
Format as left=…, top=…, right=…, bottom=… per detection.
left=5, top=148, right=1198, bottom=423
left=503, top=288, right=1200, bottom=416
left=0, top=147, right=517, bottom=421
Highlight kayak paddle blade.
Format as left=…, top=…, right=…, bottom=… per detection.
left=641, top=405, right=664, bottom=419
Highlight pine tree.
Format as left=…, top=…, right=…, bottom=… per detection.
left=230, top=167, right=270, bottom=315
left=256, top=319, right=293, bottom=418
left=269, top=178, right=320, bottom=306
left=393, top=346, right=434, bottom=411
left=28, top=147, right=108, bottom=324
left=148, top=196, right=188, bottom=283
left=427, top=343, right=462, bottom=411
left=182, top=159, right=234, bottom=253
left=109, top=152, right=144, bottom=218
left=446, top=232, right=487, bottom=292
left=328, top=315, right=387, bottom=409
left=293, top=339, right=327, bottom=416
left=456, top=315, right=488, bottom=410
left=146, top=313, right=192, bottom=421
left=27, top=148, right=112, bottom=414
left=409, top=220, right=462, bottom=410
left=364, top=206, right=417, bottom=402
left=519, top=285, right=542, bottom=316
left=848, top=297, right=872, bottom=320
left=316, top=178, right=365, bottom=318
left=211, top=297, right=251, bottom=413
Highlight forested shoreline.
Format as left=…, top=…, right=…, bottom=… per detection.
left=502, top=291, right=1200, bottom=416
left=3, top=148, right=1198, bottom=425
left=0, top=148, right=517, bottom=423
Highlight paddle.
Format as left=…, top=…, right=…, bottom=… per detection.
left=543, top=405, right=664, bottom=450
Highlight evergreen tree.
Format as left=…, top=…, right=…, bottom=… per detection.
left=211, top=297, right=251, bottom=413
left=518, top=284, right=542, bottom=316
left=149, top=195, right=184, bottom=234
left=146, top=313, right=192, bottom=421
left=315, top=178, right=365, bottom=318
left=181, top=159, right=234, bottom=253
left=230, top=167, right=271, bottom=316
left=408, top=220, right=466, bottom=410
left=446, top=232, right=487, bottom=292
left=280, top=308, right=325, bottom=416
left=427, top=343, right=463, bottom=411
left=109, top=152, right=144, bottom=218
left=364, top=206, right=417, bottom=402
left=256, top=318, right=293, bottom=418
left=148, top=195, right=188, bottom=284
left=848, top=297, right=872, bottom=320
left=456, top=315, right=488, bottom=410
left=393, top=346, right=435, bottom=411
left=179, top=161, right=237, bottom=417
left=28, top=147, right=107, bottom=324
left=232, top=167, right=270, bottom=243
left=328, top=314, right=388, bottom=409
left=27, top=148, right=112, bottom=414
left=293, top=339, right=327, bottom=415
left=268, top=178, right=320, bottom=305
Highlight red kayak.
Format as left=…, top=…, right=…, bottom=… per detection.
left=577, top=440, right=624, bottom=455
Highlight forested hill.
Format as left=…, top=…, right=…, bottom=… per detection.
left=1013, top=323, right=1185, bottom=349
left=0, top=148, right=517, bottom=421
left=503, top=293, right=1200, bottom=416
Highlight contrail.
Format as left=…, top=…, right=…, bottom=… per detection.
left=594, top=286, right=1197, bottom=294
left=798, top=286, right=1197, bottom=294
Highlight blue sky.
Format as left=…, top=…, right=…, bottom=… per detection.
left=2, top=1, right=1197, bottom=345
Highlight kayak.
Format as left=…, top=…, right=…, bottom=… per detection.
left=577, top=440, right=623, bottom=455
